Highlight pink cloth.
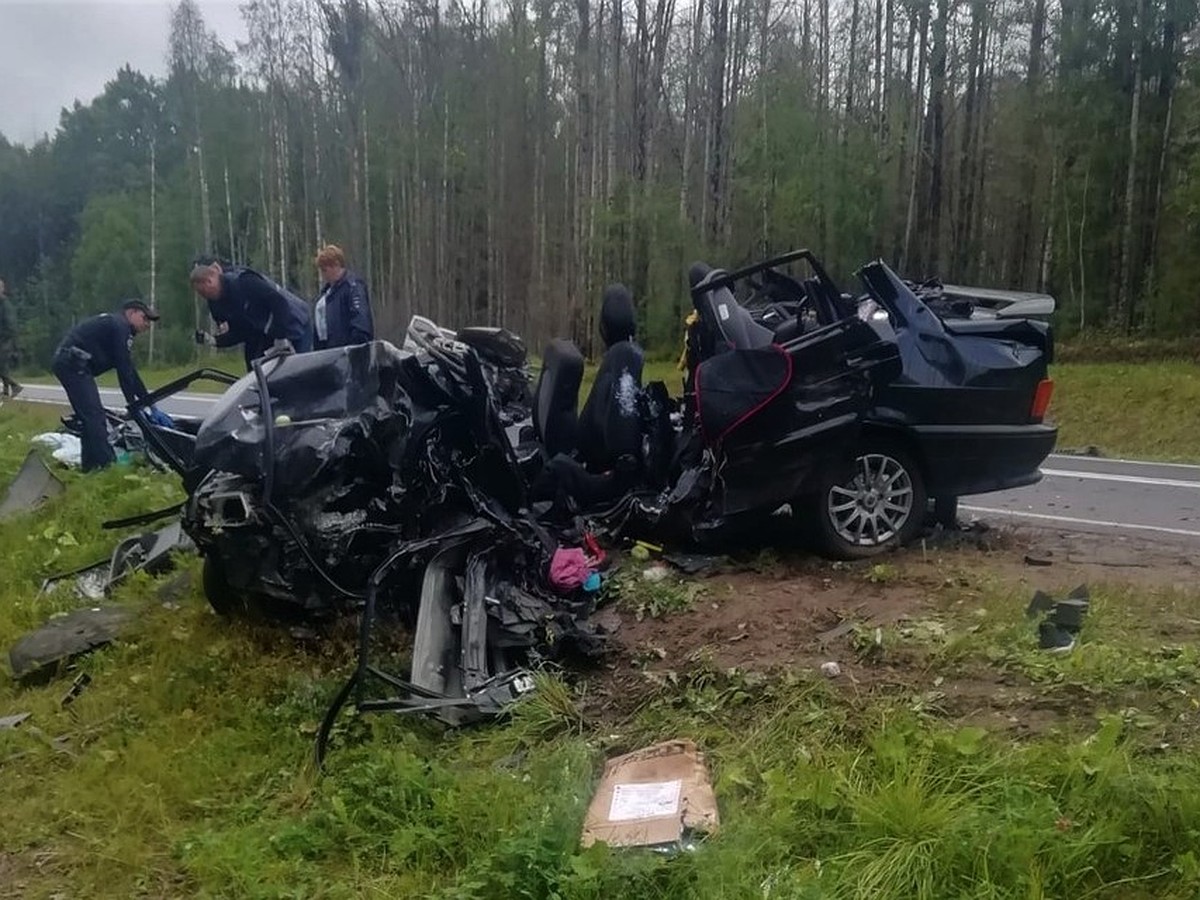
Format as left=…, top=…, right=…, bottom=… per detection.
left=549, top=547, right=592, bottom=593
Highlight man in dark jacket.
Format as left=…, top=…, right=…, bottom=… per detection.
left=313, top=244, right=374, bottom=349
left=190, top=260, right=313, bottom=370
left=52, top=300, right=173, bottom=472
left=0, top=278, right=21, bottom=398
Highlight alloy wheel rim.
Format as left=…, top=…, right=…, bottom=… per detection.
left=828, top=453, right=914, bottom=547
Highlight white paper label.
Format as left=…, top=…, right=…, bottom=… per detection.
left=717, top=303, right=731, bottom=321
left=608, top=780, right=682, bottom=822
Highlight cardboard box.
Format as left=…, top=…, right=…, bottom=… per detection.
left=581, top=739, right=719, bottom=849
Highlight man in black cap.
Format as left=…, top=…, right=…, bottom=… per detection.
left=51, top=300, right=173, bottom=472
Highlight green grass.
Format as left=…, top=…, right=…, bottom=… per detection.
left=5, top=405, right=1200, bottom=897
left=1050, top=361, right=1200, bottom=462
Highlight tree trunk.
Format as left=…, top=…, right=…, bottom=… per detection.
left=954, top=0, right=985, bottom=274
left=924, top=0, right=948, bottom=275
left=149, top=140, right=157, bottom=365
left=224, top=161, right=235, bottom=263
left=892, top=5, right=917, bottom=261
left=1142, top=15, right=1178, bottom=318
left=1012, top=0, right=1046, bottom=287
left=574, top=0, right=593, bottom=343
left=439, top=89, right=450, bottom=324
left=706, top=0, right=729, bottom=245
left=759, top=0, right=771, bottom=256
left=845, top=0, right=860, bottom=120
left=361, top=101, right=373, bottom=296
left=679, top=0, right=705, bottom=223
left=1115, top=0, right=1144, bottom=329
left=900, top=2, right=929, bottom=272
left=873, top=0, right=883, bottom=128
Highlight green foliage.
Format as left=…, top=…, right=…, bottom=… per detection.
left=1051, top=361, right=1200, bottom=461
left=612, top=564, right=703, bottom=622
left=70, top=193, right=148, bottom=314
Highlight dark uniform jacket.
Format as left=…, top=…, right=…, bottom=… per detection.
left=314, top=270, right=374, bottom=350
left=207, top=266, right=312, bottom=369
left=53, top=312, right=149, bottom=404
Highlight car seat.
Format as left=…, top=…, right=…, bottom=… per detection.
left=691, top=267, right=775, bottom=355
left=578, top=284, right=645, bottom=472
left=531, top=338, right=584, bottom=459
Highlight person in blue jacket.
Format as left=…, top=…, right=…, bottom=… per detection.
left=313, top=244, right=374, bottom=349
left=51, top=300, right=173, bottom=472
left=189, top=259, right=313, bottom=370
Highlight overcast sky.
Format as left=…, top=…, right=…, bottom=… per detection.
left=0, top=0, right=247, bottom=145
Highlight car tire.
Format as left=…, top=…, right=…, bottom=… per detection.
left=812, top=442, right=928, bottom=559
left=202, top=556, right=245, bottom=617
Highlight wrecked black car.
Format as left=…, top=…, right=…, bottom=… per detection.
left=691, top=251, right=1057, bottom=556
left=79, top=247, right=1056, bottom=747
left=133, top=247, right=1056, bottom=618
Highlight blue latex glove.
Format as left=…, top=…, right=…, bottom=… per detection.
left=147, top=407, right=175, bottom=429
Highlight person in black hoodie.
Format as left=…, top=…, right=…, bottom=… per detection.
left=312, top=244, right=374, bottom=349
left=190, top=259, right=313, bottom=371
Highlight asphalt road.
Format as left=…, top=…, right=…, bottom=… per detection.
left=13, top=382, right=1200, bottom=546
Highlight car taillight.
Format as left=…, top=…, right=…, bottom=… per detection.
left=1031, top=378, right=1054, bottom=422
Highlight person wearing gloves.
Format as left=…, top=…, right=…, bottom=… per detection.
left=51, top=299, right=173, bottom=472
left=312, top=244, right=374, bottom=350
left=189, top=259, right=312, bottom=371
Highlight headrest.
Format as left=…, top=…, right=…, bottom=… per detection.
left=599, top=283, right=636, bottom=348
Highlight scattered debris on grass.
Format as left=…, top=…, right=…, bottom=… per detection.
left=9, top=606, right=133, bottom=684
left=0, top=450, right=63, bottom=520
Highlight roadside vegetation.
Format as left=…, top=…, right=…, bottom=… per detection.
left=1050, top=362, right=1200, bottom=462
left=5, top=402, right=1200, bottom=898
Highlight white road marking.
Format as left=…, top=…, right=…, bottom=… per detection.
left=961, top=505, right=1200, bottom=540
left=1049, top=454, right=1200, bottom=471
left=1041, top=468, right=1200, bottom=490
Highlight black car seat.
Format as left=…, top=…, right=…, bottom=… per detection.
left=531, top=339, right=584, bottom=459
left=691, top=268, right=775, bottom=355
left=578, top=283, right=645, bottom=472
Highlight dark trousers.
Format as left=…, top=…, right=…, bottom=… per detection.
left=53, top=357, right=114, bottom=472
left=0, top=341, right=18, bottom=393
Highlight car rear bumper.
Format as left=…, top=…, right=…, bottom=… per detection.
left=900, top=423, right=1058, bottom=498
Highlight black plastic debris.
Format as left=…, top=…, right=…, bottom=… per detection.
left=1038, top=621, right=1076, bottom=654
left=0, top=450, right=64, bottom=520
left=38, top=522, right=194, bottom=601
left=9, top=607, right=133, bottom=684
left=1028, top=584, right=1089, bottom=653
left=1026, top=590, right=1056, bottom=618
left=662, top=552, right=724, bottom=576
left=61, top=672, right=92, bottom=710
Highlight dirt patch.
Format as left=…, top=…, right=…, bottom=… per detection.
left=612, top=568, right=930, bottom=673
left=587, top=562, right=941, bottom=723
left=943, top=523, right=1196, bottom=591
left=585, top=523, right=1200, bottom=735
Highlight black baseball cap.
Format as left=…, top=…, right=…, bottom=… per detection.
left=122, top=299, right=161, bottom=321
